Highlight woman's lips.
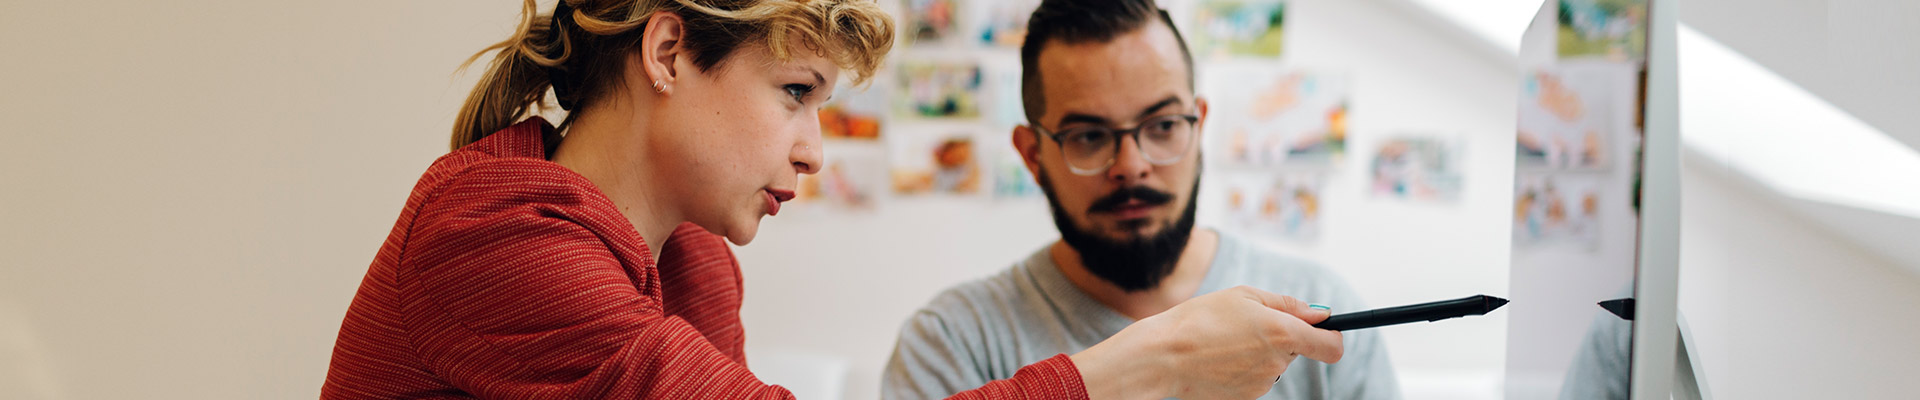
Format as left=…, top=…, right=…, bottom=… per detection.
left=764, top=189, right=796, bottom=216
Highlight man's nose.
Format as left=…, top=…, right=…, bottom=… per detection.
left=1106, top=135, right=1152, bottom=184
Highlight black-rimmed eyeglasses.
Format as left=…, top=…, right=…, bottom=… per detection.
left=1032, top=114, right=1200, bottom=176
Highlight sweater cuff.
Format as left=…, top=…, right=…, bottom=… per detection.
left=1014, top=353, right=1089, bottom=400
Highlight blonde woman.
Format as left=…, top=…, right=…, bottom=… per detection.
left=323, top=0, right=1342, bottom=398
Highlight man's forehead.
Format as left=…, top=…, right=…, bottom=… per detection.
left=1036, top=24, right=1192, bottom=126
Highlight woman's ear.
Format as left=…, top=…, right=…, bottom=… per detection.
left=638, top=11, right=686, bottom=93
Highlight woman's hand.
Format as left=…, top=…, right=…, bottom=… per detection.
left=1070, top=286, right=1343, bottom=400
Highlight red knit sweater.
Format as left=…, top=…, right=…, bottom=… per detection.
left=322, top=118, right=1088, bottom=399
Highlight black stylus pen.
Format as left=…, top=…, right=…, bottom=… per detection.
left=1311, top=295, right=1509, bottom=331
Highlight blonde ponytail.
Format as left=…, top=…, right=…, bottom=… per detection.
left=451, top=0, right=566, bottom=150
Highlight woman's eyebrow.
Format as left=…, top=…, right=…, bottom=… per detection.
left=784, top=65, right=827, bottom=88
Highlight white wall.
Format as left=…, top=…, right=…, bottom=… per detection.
left=1677, top=156, right=1920, bottom=399
left=0, top=1, right=511, bottom=398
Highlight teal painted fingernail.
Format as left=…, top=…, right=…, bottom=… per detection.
left=1309, top=304, right=1331, bottom=311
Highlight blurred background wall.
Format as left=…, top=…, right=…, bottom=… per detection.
left=1, top=1, right=513, bottom=398
left=1, top=0, right=1915, bottom=399
left=739, top=0, right=1519, bottom=397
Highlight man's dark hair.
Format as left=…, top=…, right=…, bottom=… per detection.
left=1019, top=0, right=1195, bottom=125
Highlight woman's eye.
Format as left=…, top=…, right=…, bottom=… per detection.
left=784, top=84, right=815, bottom=102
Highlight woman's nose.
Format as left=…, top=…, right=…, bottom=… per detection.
left=792, top=127, right=824, bottom=175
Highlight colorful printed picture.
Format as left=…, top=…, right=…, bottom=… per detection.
left=905, top=0, right=958, bottom=46
left=890, top=133, right=981, bottom=195
left=819, top=82, right=888, bottom=140
left=894, top=61, right=983, bottom=119
left=796, top=146, right=887, bottom=210
left=1517, top=66, right=1619, bottom=171
left=977, top=0, right=1039, bottom=48
left=1370, top=137, right=1464, bottom=202
left=1192, top=0, right=1286, bottom=59
left=983, top=66, right=1027, bottom=131
left=1557, top=0, right=1647, bottom=60
left=1219, top=173, right=1322, bottom=241
left=992, top=148, right=1041, bottom=198
left=1208, top=70, right=1349, bottom=167
left=1512, top=173, right=1602, bottom=250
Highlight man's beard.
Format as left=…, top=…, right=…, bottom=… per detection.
left=1037, top=166, right=1201, bottom=293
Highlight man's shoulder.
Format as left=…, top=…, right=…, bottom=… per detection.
left=884, top=254, right=1057, bottom=398
left=1216, top=232, right=1336, bottom=276
left=1212, top=231, right=1361, bottom=303
left=914, top=260, right=1041, bottom=325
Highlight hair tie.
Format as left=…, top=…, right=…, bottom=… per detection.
left=545, top=1, right=580, bottom=110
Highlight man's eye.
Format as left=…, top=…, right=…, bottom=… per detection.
left=1071, top=130, right=1112, bottom=145
left=784, top=84, right=816, bottom=102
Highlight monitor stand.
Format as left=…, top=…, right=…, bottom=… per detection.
left=1673, top=314, right=1712, bottom=400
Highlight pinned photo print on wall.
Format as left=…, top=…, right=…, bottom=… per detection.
left=977, top=0, right=1039, bottom=48
left=890, top=133, right=981, bottom=195
left=904, top=0, right=959, bottom=46
left=1208, top=69, right=1349, bottom=168
left=1192, top=0, right=1286, bottom=59
left=991, top=147, right=1041, bottom=198
left=796, top=147, right=888, bottom=211
left=819, top=81, right=889, bottom=141
left=1512, top=173, right=1603, bottom=251
left=1517, top=65, right=1622, bottom=171
left=1370, top=137, right=1464, bottom=203
left=1219, top=173, right=1323, bottom=241
left=1556, top=0, right=1647, bottom=61
left=894, top=61, right=983, bottom=120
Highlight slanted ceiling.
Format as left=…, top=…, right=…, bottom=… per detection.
left=1381, top=0, right=1920, bottom=274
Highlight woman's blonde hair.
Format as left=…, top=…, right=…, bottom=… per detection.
left=451, top=0, right=895, bottom=150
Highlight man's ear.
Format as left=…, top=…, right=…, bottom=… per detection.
left=1194, top=96, right=1210, bottom=142
left=637, top=11, right=686, bottom=93
left=1012, top=124, right=1046, bottom=180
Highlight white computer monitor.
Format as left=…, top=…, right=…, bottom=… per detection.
left=1504, top=0, right=1679, bottom=399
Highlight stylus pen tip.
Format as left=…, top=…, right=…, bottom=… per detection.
left=1484, top=295, right=1510, bottom=311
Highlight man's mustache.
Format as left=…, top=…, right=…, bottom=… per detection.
left=1087, top=186, right=1175, bottom=214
